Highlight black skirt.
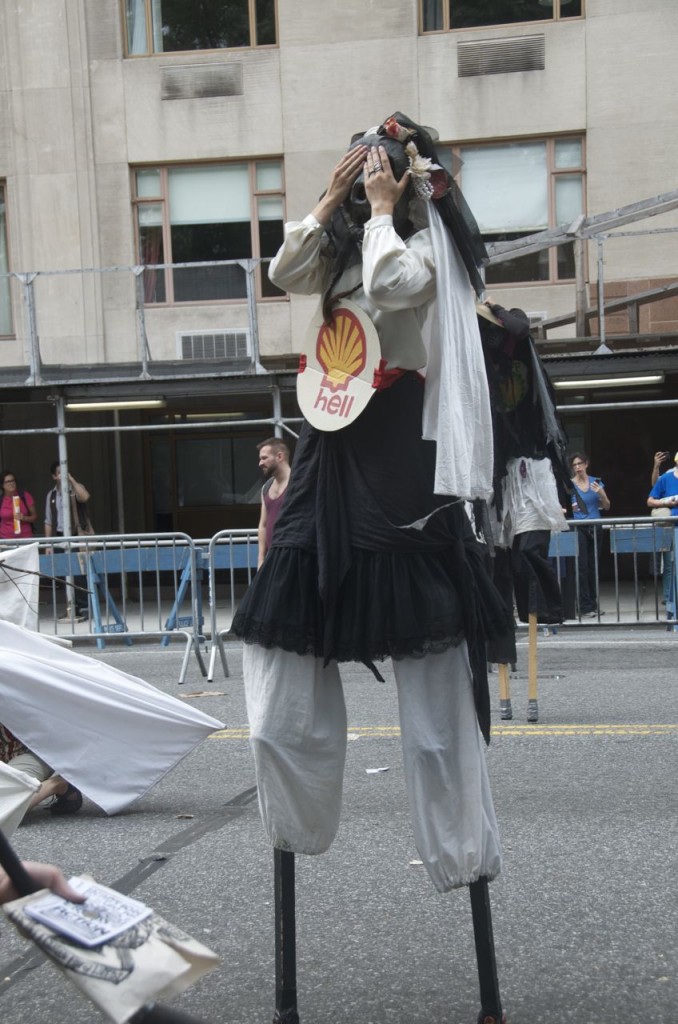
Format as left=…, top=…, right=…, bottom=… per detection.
left=232, top=373, right=511, bottom=742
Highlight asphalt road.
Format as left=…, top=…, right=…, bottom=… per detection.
left=1, top=627, right=677, bottom=1024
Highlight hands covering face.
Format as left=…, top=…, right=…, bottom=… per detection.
left=364, top=144, right=410, bottom=213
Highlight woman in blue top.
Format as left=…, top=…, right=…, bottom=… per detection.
left=570, top=452, right=611, bottom=616
left=648, top=452, right=678, bottom=616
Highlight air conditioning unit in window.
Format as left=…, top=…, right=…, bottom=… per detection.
left=177, top=329, right=251, bottom=362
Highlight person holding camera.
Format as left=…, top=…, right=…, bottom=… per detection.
left=570, top=452, right=611, bottom=617
left=648, top=452, right=678, bottom=516
left=44, top=462, right=91, bottom=622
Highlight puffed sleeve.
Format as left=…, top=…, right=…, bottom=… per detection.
left=268, top=214, right=334, bottom=296
left=362, top=215, right=436, bottom=311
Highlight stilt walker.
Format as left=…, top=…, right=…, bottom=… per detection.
left=233, top=113, right=514, bottom=1023
left=477, top=303, right=572, bottom=724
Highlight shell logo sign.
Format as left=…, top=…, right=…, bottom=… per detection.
left=298, top=300, right=381, bottom=431
left=316, top=308, right=367, bottom=391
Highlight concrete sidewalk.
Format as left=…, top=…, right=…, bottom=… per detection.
left=1, top=628, right=677, bottom=1024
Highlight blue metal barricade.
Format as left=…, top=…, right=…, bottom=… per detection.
left=3, top=534, right=207, bottom=683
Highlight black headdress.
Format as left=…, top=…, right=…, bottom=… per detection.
left=323, top=112, right=488, bottom=322
left=377, top=112, right=488, bottom=296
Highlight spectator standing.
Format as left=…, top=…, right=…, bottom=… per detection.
left=44, top=462, right=91, bottom=620
left=648, top=450, right=671, bottom=604
left=256, top=438, right=291, bottom=569
left=651, top=451, right=670, bottom=487
left=0, top=471, right=37, bottom=540
left=647, top=453, right=678, bottom=514
left=648, top=452, right=678, bottom=617
left=570, top=452, right=611, bottom=617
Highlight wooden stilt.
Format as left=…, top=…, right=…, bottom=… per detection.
left=469, top=877, right=505, bottom=1024
left=273, top=849, right=300, bottom=1024
left=527, top=612, right=538, bottom=723
left=497, top=663, right=513, bottom=721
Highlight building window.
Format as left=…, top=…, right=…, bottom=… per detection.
left=148, top=430, right=272, bottom=532
left=176, top=435, right=262, bottom=507
left=0, top=184, right=12, bottom=336
left=132, top=161, right=285, bottom=304
left=440, top=136, right=585, bottom=284
left=123, top=0, right=277, bottom=55
left=421, top=0, right=582, bottom=32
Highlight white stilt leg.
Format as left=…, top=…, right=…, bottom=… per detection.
left=244, top=643, right=346, bottom=855
left=393, top=644, right=503, bottom=893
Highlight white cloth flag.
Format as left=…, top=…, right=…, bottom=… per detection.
left=0, top=621, right=223, bottom=814
left=0, top=761, right=40, bottom=837
left=0, top=544, right=40, bottom=631
left=421, top=204, right=494, bottom=501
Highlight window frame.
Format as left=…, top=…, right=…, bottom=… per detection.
left=121, top=0, right=278, bottom=58
left=131, top=158, right=287, bottom=306
left=442, top=133, right=586, bottom=286
left=419, top=0, right=584, bottom=34
left=0, top=181, right=14, bottom=339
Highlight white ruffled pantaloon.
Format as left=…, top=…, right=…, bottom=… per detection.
left=243, top=641, right=502, bottom=893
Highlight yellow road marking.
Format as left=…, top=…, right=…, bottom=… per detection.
left=492, top=724, right=678, bottom=737
left=209, top=724, right=678, bottom=740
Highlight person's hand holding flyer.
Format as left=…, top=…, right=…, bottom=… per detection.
left=3, top=876, right=220, bottom=1024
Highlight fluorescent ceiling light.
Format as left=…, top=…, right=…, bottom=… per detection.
left=553, top=375, right=664, bottom=390
left=184, top=412, right=245, bottom=420
left=66, top=399, right=167, bottom=411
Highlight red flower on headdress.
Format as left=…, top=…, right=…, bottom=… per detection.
left=382, top=117, right=414, bottom=144
left=430, top=168, right=450, bottom=200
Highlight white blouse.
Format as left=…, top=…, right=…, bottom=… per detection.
left=269, top=207, right=494, bottom=501
left=269, top=213, right=435, bottom=370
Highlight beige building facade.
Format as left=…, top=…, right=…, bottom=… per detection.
left=0, top=0, right=676, bottom=533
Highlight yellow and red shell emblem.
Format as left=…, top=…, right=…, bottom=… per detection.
left=498, top=360, right=529, bottom=412
left=316, top=308, right=367, bottom=392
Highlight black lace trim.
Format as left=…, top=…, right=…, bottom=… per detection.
left=232, top=617, right=466, bottom=665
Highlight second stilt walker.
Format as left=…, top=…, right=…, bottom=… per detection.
left=232, top=112, right=512, bottom=1024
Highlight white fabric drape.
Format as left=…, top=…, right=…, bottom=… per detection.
left=0, top=761, right=39, bottom=838
left=0, top=544, right=39, bottom=631
left=421, top=203, right=494, bottom=501
left=0, top=621, right=223, bottom=814
left=499, top=456, right=569, bottom=546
